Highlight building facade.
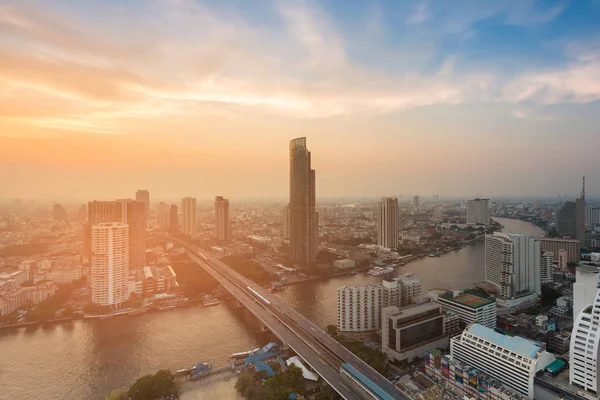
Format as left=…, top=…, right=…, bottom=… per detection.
left=540, top=251, right=554, bottom=285
left=337, top=285, right=382, bottom=334
left=433, top=290, right=497, bottom=329
left=570, top=288, right=600, bottom=395
left=181, top=197, right=197, bottom=235
left=398, top=273, right=421, bottom=307
left=289, top=137, right=318, bottom=264
left=215, top=196, right=230, bottom=243
left=556, top=198, right=586, bottom=248
left=157, top=202, right=170, bottom=231
left=573, top=266, right=600, bottom=320
left=466, top=198, right=490, bottom=225
left=282, top=205, right=290, bottom=240
left=170, top=204, right=178, bottom=232
left=91, top=223, right=129, bottom=306
left=485, top=232, right=540, bottom=308
left=538, top=237, right=580, bottom=263
left=135, top=189, right=150, bottom=216
left=450, top=323, right=556, bottom=399
left=377, top=197, right=399, bottom=249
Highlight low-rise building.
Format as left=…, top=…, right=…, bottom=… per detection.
left=333, top=259, right=356, bottom=269
left=548, top=332, right=570, bottom=354
left=431, top=289, right=496, bottom=329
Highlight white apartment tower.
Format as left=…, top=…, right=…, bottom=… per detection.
left=382, top=279, right=400, bottom=309
left=466, top=198, right=490, bottom=225
left=91, top=222, right=129, bottom=306
left=214, top=196, right=230, bottom=243
left=540, top=251, right=554, bottom=285
left=181, top=197, right=197, bottom=235
left=573, top=266, right=600, bottom=320
left=571, top=288, right=600, bottom=395
left=337, top=285, right=382, bottom=333
left=377, top=197, right=399, bottom=249
left=398, top=273, right=421, bottom=306
left=485, top=232, right=541, bottom=308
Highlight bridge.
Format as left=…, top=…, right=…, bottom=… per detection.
left=160, top=233, right=409, bottom=400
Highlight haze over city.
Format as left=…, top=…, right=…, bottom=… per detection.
left=2, top=0, right=600, bottom=200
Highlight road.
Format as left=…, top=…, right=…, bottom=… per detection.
left=162, top=233, right=407, bottom=399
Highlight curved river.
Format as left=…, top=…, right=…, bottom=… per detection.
left=0, top=217, right=541, bottom=399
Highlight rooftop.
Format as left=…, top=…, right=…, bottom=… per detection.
left=467, top=323, right=543, bottom=358
left=441, top=292, right=495, bottom=309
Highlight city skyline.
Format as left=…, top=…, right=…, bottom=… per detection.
left=2, top=0, right=600, bottom=199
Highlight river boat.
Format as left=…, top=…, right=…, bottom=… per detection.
left=202, top=298, right=221, bottom=307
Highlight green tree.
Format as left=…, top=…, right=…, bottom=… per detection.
left=127, top=369, right=178, bottom=400
left=235, top=370, right=253, bottom=395
left=105, top=388, right=128, bottom=400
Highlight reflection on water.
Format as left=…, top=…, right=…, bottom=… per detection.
left=0, top=217, right=541, bottom=399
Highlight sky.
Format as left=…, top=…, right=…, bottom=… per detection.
left=1, top=0, right=599, bottom=201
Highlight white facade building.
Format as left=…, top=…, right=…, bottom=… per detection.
left=570, top=288, right=600, bottom=395
left=485, top=232, right=541, bottom=308
left=382, top=279, right=400, bottom=309
left=337, top=285, right=382, bottom=333
left=450, top=323, right=556, bottom=399
left=91, top=222, right=129, bottom=306
left=398, top=273, right=421, bottom=307
left=377, top=197, right=399, bottom=249
left=181, top=197, right=197, bottom=235
left=540, top=251, right=554, bottom=285
left=432, top=290, right=497, bottom=329
left=573, top=266, right=600, bottom=320
left=466, top=198, right=490, bottom=225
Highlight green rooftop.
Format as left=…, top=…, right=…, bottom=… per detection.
left=442, top=292, right=495, bottom=309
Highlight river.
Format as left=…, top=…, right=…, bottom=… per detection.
left=0, top=217, right=541, bottom=399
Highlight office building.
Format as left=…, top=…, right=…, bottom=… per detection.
left=157, top=202, right=170, bottom=231
left=170, top=204, right=178, bottom=232
left=215, top=196, right=230, bottom=243
left=53, top=204, right=68, bottom=222
left=289, top=137, right=318, bottom=264
left=182, top=197, right=197, bottom=235
left=85, top=200, right=120, bottom=260
left=414, top=195, right=420, bottom=209
left=282, top=205, right=290, bottom=240
left=337, top=285, right=382, bottom=335
left=485, top=232, right=540, bottom=308
left=377, top=197, right=399, bottom=249
left=556, top=184, right=586, bottom=248
left=466, top=198, right=490, bottom=225
left=398, top=273, right=421, bottom=306
left=77, top=204, right=86, bottom=221
left=135, top=189, right=150, bottom=217
left=538, top=237, right=580, bottom=263
left=382, top=303, right=453, bottom=362
left=573, top=266, right=600, bottom=320
left=450, top=323, right=556, bottom=399
left=431, top=290, right=496, bottom=329
left=540, top=251, right=554, bottom=285
left=117, top=199, right=146, bottom=272
left=556, top=249, right=568, bottom=270
left=91, top=222, right=129, bottom=306
left=570, top=287, right=600, bottom=395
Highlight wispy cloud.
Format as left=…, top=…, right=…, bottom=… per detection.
left=407, top=2, right=429, bottom=25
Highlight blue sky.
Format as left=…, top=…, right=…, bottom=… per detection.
left=0, top=0, right=599, bottom=199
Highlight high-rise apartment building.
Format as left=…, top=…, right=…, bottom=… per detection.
left=571, top=287, right=600, bottom=395
left=53, top=204, right=68, bottom=222
left=377, top=197, right=398, bottom=249
left=540, top=251, right=554, bottom=285
left=485, top=232, right=540, bottom=308
left=170, top=204, right=178, bottom=232
left=413, top=195, right=420, bottom=209
left=157, top=202, right=170, bottom=231
left=382, top=279, right=400, bottom=309
left=398, top=273, right=421, bottom=307
left=135, top=189, right=150, bottom=217
left=182, top=197, right=197, bottom=235
left=85, top=200, right=120, bottom=260
left=215, top=196, right=230, bottom=243
left=91, top=222, right=129, bottom=306
left=289, top=137, right=318, bottom=264
left=538, top=237, right=580, bottom=262
left=450, top=323, right=556, bottom=399
left=466, top=198, right=490, bottom=225
left=557, top=197, right=586, bottom=248
left=282, top=205, right=290, bottom=240
left=337, top=285, right=382, bottom=334
left=573, top=266, right=600, bottom=320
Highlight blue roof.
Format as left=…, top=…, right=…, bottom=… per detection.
left=468, top=324, right=542, bottom=358
left=254, top=361, right=275, bottom=377
left=340, top=364, right=396, bottom=400
left=246, top=351, right=277, bottom=364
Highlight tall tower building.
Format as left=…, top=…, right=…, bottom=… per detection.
left=135, top=190, right=150, bottom=217
left=215, top=196, right=230, bottom=243
left=157, top=202, right=170, bottom=231
left=182, top=197, right=197, bottom=236
left=85, top=201, right=120, bottom=260
left=485, top=232, right=541, bottom=308
left=466, top=198, right=490, bottom=225
left=289, top=137, right=318, bottom=264
left=413, top=195, right=420, bottom=209
left=377, top=197, right=398, bottom=249
left=571, top=287, right=600, bottom=395
left=91, top=222, right=129, bottom=306
left=170, top=204, right=178, bottom=232
left=282, top=205, right=291, bottom=240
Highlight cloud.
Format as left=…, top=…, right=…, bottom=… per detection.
left=407, top=2, right=429, bottom=25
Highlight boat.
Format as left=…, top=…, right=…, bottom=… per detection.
left=158, top=305, right=176, bottom=311
left=202, top=298, right=221, bottom=307
left=367, top=266, right=394, bottom=276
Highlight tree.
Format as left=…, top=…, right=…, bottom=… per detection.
left=235, top=370, right=253, bottom=395
left=105, top=389, right=128, bottom=400
left=127, top=369, right=178, bottom=400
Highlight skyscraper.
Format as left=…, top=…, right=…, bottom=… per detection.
left=170, top=204, right=178, bottom=232
left=214, top=196, right=230, bottom=243
left=157, top=202, right=170, bottom=231
left=91, top=222, right=129, bottom=306
left=485, top=232, right=540, bottom=308
left=282, top=204, right=291, bottom=240
left=570, top=286, right=600, bottom=395
left=377, top=197, right=398, bottom=249
left=182, top=197, right=197, bottom=235
left=85, top=201, right=120, bottom=260
left=466, top=198, right=490, bottom=225
left=135, top=189, right=150, bottom=217
left=556, top=177, right=586, bottom=248
left=413, top=195, right=420, bottom=209
left=289, top=137, right=318, bottom=264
